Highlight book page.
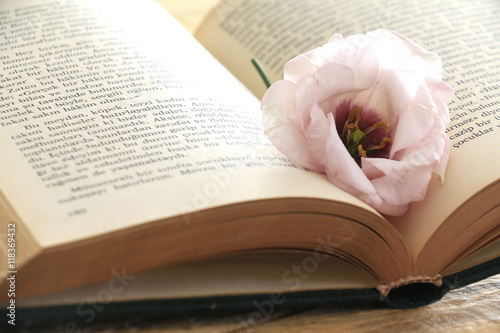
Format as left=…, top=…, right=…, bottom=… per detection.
left=155, top=0, right=219, bottom=34
left=376, top=0, right=500, bottom=262
left=18, top=252, right=377, bottom=307
left=197, top=0, right=431, bottom=98
left=0, top=0, right=379, bottom=249
left=196, top=0, right=500, bottom=260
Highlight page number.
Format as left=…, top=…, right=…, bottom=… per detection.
left=68, top=208, right=88, bottom=217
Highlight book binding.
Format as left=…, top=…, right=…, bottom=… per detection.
left=377, top=274, right=442, bottom=297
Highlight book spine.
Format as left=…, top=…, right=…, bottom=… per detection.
left=377, top=274, right=445, bottom=308
left=377, top=274, right=442, bottom=297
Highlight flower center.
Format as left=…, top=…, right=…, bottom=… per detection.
left=340, top=107, right=391, bottom=165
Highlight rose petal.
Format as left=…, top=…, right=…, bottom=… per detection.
left=283, top=34, right=347, bottom=82
left=389, top=84, right=436, bottom=157
left=425, top=76, right=454, bottom=125
left=313, top=63, right=358, bottom=102
left=262, top=80, right=314, bottom=170
left=303, top=102, right=331, bottom=171
left=316, top=113, right=380, bottom=204
left=433, top=135, right=452, bottom=183
left=284, top=48, right=324, bottom=83
left=371, top=30, right=443, bottom=77
left=367, top=159, right=434, bottom=205
left=396, top=112, right=448, bottom=167
left=327, top=33, right=344, bottom=43
left=371, top=199, right=409, bottom=216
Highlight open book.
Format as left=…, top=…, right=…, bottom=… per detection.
left=0, top=0, right=499, bottom=326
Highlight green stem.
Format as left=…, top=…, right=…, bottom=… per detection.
left=251, top=58, right=272, bottom=89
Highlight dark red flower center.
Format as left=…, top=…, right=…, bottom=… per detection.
left=335, top=102, right=392, bottom=165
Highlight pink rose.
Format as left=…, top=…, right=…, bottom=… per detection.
left=262, top=29, right=453, bottom=216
